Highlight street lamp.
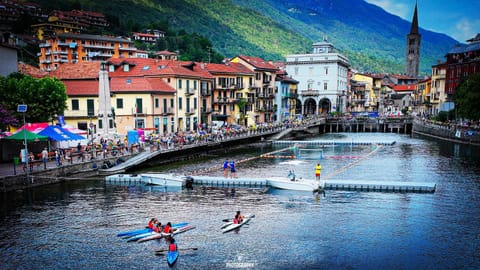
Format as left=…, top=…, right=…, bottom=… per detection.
left=17, top=104, right=28, bottom=183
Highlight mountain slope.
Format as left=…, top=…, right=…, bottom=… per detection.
left=25, top=0, right=458, bottom=74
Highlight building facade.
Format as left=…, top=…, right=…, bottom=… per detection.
left=285, top=40, right=350, bottom=116
left=445, top=34, right=480, bottom=95
left=38, top=33, right=137, bottom=71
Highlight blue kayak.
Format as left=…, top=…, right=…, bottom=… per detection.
left=117, top=222, right=189, bottom=238
left=167, top=246, right=179, bottom=267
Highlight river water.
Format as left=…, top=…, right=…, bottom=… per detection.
left=1, top=133, right=479, bottom=270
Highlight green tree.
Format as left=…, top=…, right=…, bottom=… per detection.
left=455, top=73, right=480, bottom=120
left=0, top=73, right=67, bottom=125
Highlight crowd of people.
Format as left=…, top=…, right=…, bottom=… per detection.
left=16, top=116, right=323, bottom=172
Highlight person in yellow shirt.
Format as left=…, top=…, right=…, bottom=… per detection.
left=315, top=163, right=322, bottom=180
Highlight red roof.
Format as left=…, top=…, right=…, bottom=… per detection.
left=63, top=80, right=98, bottom=96
left=107, top=58, right=204, bottom=78
left=198, top=62, right=252, bottom=76
left=18, top=62, right=48, bottom=78
left=50, top=62, right=100, bottom=79
left=236, top=55, right=278, bottom=70
left=110, top=77, right=175, bottom=93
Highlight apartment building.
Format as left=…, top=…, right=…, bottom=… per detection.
left=38, top=33, right=137, bottom=71
left=230, top=55, right=278, bottom=123
left=200, top=62, right=254, bottom=126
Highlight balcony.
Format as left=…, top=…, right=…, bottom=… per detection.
left=185, top=107, right=196, bottom=115
left=201, top=107, right=212, bottom=114
left=119, top=46, right=137, bottom=51
left=214, top=97, right=229, bottom=104
left=300, top=90, right=320, bottom=96
left=39, top=43, right=51, bottom=48
left=185, top=88, right=196, bottom=96
left=161, top=107, right=174, bottom=115
left=201, top=89, right=212, bottom=96
left=83, top=44, right=115, bottom=50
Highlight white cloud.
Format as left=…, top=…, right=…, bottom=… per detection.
left=365, top=0, right=410, bottom=19
left=453, top=18, right=480, bottom=42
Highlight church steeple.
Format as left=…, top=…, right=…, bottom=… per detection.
left=406, top=1, right=421, bottom=77
left=410, top=1, right=419, bottom=34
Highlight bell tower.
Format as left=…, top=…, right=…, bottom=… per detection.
left=406, top=1, right=421, bottom=77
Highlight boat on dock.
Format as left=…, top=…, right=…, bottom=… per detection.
left=141, top=173, right=186, bottom=187
left=266, top=177, right=322, bottom=192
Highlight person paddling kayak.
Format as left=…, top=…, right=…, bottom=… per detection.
left=148, top=218, right=158, bottom=229
left=233, top=211, right=244, bottom=224
left=163, top=222, right=174, bottom=234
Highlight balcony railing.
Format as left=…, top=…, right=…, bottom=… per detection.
left=201, top=89, right=212, bottom=96
left=300, top=90, right=320, bottom=96
left=162, top=107, right=174, bottom=115
left=185, top=107, right=196, bottom=115
left=185, top=88, right=196, bottom=95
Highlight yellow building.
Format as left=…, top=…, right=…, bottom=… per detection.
left=201, top=62, right=254, bottom=126
left=230, top=56, right=278, bottom=124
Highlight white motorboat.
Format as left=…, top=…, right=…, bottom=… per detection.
left=141, top=173, right=186, bottom=187
left=266, top=176, right=322, bottom=192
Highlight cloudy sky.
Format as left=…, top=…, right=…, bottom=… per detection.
left=365, top=0, right=480, bottom=42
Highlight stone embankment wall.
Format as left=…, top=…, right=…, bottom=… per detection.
left=0, top=157, right=117, bottom=192
left=412, top=119, right=480, bottom=146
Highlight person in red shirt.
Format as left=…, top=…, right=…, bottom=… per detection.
left=163, top=222, right=174, bottom=234
left=153, top=222, right=163, bottom=233
left=233, top=211, right=244, bottom=224
left=168, top=237, right=177, bottom=252
left=147, top=218, right=158, bottom=229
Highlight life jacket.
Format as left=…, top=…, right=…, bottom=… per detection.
left=169, top=243, right=177, bottom=252
left=153, top=225, right=162, bottom=233
left=148, top=221, right=154, bottom=229
left=163, top=225, right=172, bottom=233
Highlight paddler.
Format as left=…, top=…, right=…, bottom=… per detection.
left=163, top=222, right=174, bottom=234
left=153, top=222, right=163, bottom=233
left=148, top=218, right=158, bottom=229
left=233, top=211, right=244, bottom=224
left=168, top=236, right=177, bottom=252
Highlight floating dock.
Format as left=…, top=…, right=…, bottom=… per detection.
left=323, top=180, right=436, bottom=193
left=272, top=140, right=396, bottom=146
left=105, top=174, right=435, bottom=193
left=187, top=175, right=268, bottom=188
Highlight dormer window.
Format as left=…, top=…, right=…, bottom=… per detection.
left=109, top=65, right=114, bottom=72
left=123, top=64, right=129, bottom=72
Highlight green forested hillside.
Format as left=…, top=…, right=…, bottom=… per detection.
left=24, top=0, right=458, bottom=74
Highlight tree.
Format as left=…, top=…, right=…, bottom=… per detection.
left=0, top=73, right=68, bottom=125
left=455, top=73, right=480, bottom=120
left=0, top=104, right=18, bottom=131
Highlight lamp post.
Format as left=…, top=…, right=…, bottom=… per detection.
left=17, top=104, right=28, bottom=183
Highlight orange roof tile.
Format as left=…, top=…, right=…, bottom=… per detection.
left=106, top=58, right=207, bottom=78
left=17, top=62, right=48, bottom=78
left=50, top=62, right=100, bottom=79
left=110, top=77, right=175, bottom=93
left=63, top=80, right=98, bottom=96
left=236, top=55, right=278, bottom=70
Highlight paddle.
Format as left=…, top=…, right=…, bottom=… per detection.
left=154, top=247, right=198, bottom=254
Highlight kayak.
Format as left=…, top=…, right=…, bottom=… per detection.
left=222, top=214, right=254, bottom=233
left=117, top=222, right=188, bottom=238
left=137, top=225, right=196, bottom=243
left=167, top=246, right=179, bottom=267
